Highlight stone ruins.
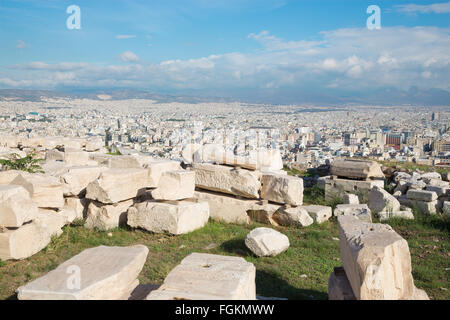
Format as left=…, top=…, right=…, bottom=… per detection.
left=0, top=138, right=444, bottom=299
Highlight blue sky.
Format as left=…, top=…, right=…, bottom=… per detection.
left=0, top=0, right=449, bottom=104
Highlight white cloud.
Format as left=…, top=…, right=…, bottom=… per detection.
left=117, top=51, right=140, bottom=63
left=16, top=40, right=27, bottom=49
left=115, top=35, right=137, bottom=39
left=3, top=26, right=450, bottom=103
left=395, top=2, right=450, bottom=14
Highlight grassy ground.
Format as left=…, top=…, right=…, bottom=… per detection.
left=377, top=160, right=448, bottom=175
left=0, top=188, right=448, bottom=300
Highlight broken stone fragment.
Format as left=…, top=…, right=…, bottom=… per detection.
left=85, top=168, right=149, bottom=204
left=261, top=173, right=304, bottom=206
left=85, top=199, right=134, bottom=231
left=337, top=216, right=427, bottom=300
left=0, top=185, right=38, bottom=228
left=272, top=206, right=313, bottom=227
left=245, top=227, right=290, bottom=257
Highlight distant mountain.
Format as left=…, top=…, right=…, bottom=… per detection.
left=0, top=88, right=234, bottom=104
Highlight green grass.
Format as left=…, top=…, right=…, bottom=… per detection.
left=1, top=208, right=448, bottom=300
left=378, top=160, right=448, bottom=175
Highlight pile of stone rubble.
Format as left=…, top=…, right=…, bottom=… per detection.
left=188, top=144, right=333, bottom=228
left=0, top=137, right=211, bottom=261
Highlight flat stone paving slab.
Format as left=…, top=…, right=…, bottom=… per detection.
left=147, top=253, right=256, bottom=300
left=17, top=245, right=148, bottom=300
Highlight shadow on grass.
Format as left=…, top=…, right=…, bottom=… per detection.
left=220, top=239, right=328, bottom=300
left=256, top=270, right=327, bottom=300
left=219, top=238, right=250, bottom=257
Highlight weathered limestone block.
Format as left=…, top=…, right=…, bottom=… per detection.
left=64, top=151, right=90, bottom=166
left=247, top=202, right=281, bottom=225
left=443, top=201, right=450, bottom=216
left=394, top=180, right=409, bottom=194
left=379, top=210, right=414, bottom=221
left=127, top=200, right=209, bottom=235
left=249, top=149, right=283, bottom=171
left=425, top=185, right=449, bottom=197
left=0, top=211, right=65, bottom=260
left=0, top=185, right=38, bottom=227
left=245, top=227, right=289, bottom=257
left=406, top=189, right=438, bottom=202
left=300, top=205, right=332, bottom=224
left=181, top=143, right=203, bottom=164
left=272, top=206, right=313, bottom=227
left=61, top=138, right=85, bottom=150
left=17, top=245, right=148, bottom=300
left=45, top=149, right=64, bottom=162
left=85, top=168, right=149, bottom=204
left=85, top=138, right=103, bottom=152
left=61, top=166, right=108, bottom=196
left=85, top=199, right=134, bottom=231
left=193, top=163, right=261, bottom=199
left=261, top=174, right=303, bottom=206
left=337, top=216, right=426, bottom=300
left=398, top=196, right=438, bottom=215
left=324, top=177, right=384, bottom=202
left=147, top=253, right=256, bottom=300
left=151, top=170, right=195, bottom=201
left=330, top=159, right=384, bottom=180
left=146, top=160, right=182, bottom=187
left=64, top=197, right=88, bottom=220
left=11, top=174, right=64, bottom=209
left=334, top=204, right=372, bottom=222
left=203, top=149, right=260, bottom=170
left=193, top=190, right=254, bottom=224
left=89, top=154, right=141, bottom=169
left=328, top=267, right=356, bottom=300
left=0, top=170, right=23, bottom=184
left=368, top=186, right=401, bottom=214
left=420, top=172, right=442, bottom=183
left=343, top=194, right=359, bottom=205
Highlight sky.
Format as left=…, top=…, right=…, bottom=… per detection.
left=0, top=0, right=449, bottom=105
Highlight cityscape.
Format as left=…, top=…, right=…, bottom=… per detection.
left=0, top=0, right=449, bottom=308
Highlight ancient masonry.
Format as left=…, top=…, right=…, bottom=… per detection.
left=0, top=139, right=443, bottom=299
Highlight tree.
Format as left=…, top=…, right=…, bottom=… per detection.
left=0, top=153, right=45, bottom=173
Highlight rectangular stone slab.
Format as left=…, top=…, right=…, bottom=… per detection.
left=127, top=200, right=209, bottom=235
left=147, top=253, right=256, bottom=300
left=193, top=163, right=261, bottom=199
left=330, top=159, right=384, bottom=180
left=17, top=245, right=148, bottom=300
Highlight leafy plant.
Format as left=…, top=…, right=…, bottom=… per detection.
left=0, top=153, right=45, bottom=173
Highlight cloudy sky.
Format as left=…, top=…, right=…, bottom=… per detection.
left=0, top=0, right=449, bottom=105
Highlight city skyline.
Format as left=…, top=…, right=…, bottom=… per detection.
left=0, top=0, right=450, bottom=104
